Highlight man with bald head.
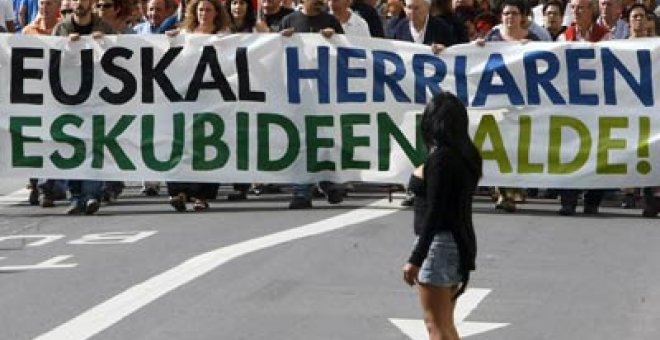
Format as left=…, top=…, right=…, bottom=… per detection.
left=597, top=0, right=629, bottom=39
left=133, top=0, right=177, bottom=34
left=391, top=0, right=455, bottom=47
left=559, top=0, right=610, bottom=41
left=557, top=0, right=609, bottom=216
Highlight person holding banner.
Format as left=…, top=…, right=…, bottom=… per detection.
left=391, top=0, right=454, bottom=207
left=177, top=0, right=231, bottom=33
left=329, top=0, right=371, bottom=37
left=556, top=0, right=610, bottom=216
left=23, top=0, right=69, bottom=208
left=390, top=0, right=455, bottom=48
left=279, top=0, right=347, bottom=209
left=559, top=0, right=610, bottom=41
left=51, top=0, right=115, bottom=214
left=94, top=0, right=135, bottom=33
left=626, top=3, right=659, bottom=217
left=402, top=92, right=482, bottom=340
left=476, top=0, right=541, bottom=213
left=163, top=0, right=231, bottom=211
left=136, top=0, right=179, bottom=197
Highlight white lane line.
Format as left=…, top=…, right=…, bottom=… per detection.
left=0, top=188, right=29, bottom=205
left=35, top=199, right=401, bottom=340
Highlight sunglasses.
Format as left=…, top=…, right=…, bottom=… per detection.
left=96, top=3, right=114, bottom=8
left=60, top=8, right=73, bottom=15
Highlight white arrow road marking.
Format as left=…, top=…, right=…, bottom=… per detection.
left=35, top=199, right=401, bottom=340
left=389, top=288, right=509, bottom=339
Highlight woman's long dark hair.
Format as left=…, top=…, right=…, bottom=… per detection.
left=421, top=92, right=482, bottom=300
left=421, top=92, right=482, bottom=180
left=230, top=0, right=257, bottom=32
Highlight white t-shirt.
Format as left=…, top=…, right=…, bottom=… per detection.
left=341, top=10, right=371, bottom=37
left=0, top=0, right=14, bottom=30
left=409, top=15, right=429, bottom=44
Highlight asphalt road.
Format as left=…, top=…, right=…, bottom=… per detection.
left=1, top=180, right=659, bottom=340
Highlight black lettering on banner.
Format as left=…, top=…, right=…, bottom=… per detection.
left=141, top=46, right=183, bottom=103
left=185, top=45, right=236, bottom=102
left=100, top=47, right=137, bottom=104
left=11, top=48, right=44, bottom=105
left=49, top=49, right=94, bottom=105
left=236, top=47, right=265, bottom=102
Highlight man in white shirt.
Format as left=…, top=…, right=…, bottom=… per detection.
left=0, top=0, right=16, bottom=32
left=330, top=0, right=371, bottom=36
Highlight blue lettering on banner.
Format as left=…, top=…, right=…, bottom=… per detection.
left=412, top=54, right=446, bottom=104
left=286, top=46, right=330, bottom=104
left=372, top=50, right=410, bottom=103
left=471, top=53, right=524, bottom=107
left=337, top=47, right=367, bottom=103
left=454, top=55, right=469, bottom=105
left=566, top=48, right=598, bottom=106
left=601, top=48, right=653, bottom=107
left=523, top=50, right=565, bottom=105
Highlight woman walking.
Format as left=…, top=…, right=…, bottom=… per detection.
left=402, top=92, right=483, bottom=340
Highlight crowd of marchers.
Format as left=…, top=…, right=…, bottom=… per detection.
left=0, top=0, right=658, bottom=217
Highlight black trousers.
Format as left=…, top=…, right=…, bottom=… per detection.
left=559, top=189, right=606, bottom=208
left=167, top=182, right=219, bottom=200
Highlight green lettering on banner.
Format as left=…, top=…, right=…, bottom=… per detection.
left=517, top=115, right=543, bottom=173
left=141, top=113, right=184, bottom=171
left=473, top=115, right=512, bottom=173
left=192, top=113, right=229, bottom=170
left=306, top=115, right=335, bottom=172
left=377, top=112, right=425, bottom=171
left=92, top=115, right=137, bottom=170
left=340, top=114, right=370, bottom=170
left=257, top=113, right=299, bottom=171
left=50, top=114, right=85, bottom=169
left=548, top=116, right=591, bottom=174
left=236, top=112, right=249, bottom=171
left=597, top=117, right=628, bottom=174
left=10, top=116, right=43, bottom=167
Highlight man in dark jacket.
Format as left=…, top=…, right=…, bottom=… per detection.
left=351, top=0, right=385, bottom=37
left=392, top=0, right=453, bottom=206
left=52, top=0, right=114, bottom=215
left=391, top=0, right=455, bottom=46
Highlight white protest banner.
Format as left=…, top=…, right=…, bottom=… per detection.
left=0, top=33, right=658, bottom=188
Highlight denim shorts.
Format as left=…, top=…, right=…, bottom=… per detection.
left=415, top=231, right=463, bottom=287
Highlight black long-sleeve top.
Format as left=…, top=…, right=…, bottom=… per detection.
left=407, top=147, right=477, bottom=276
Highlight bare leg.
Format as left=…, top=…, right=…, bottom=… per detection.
left=417, top=283, right=460, bottom=340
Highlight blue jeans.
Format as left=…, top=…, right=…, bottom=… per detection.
left=69, top=180, right=104, bottom=205
left=292, top=183, right=313, bottom=200
left=38, top=179, right=68, bottom=198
